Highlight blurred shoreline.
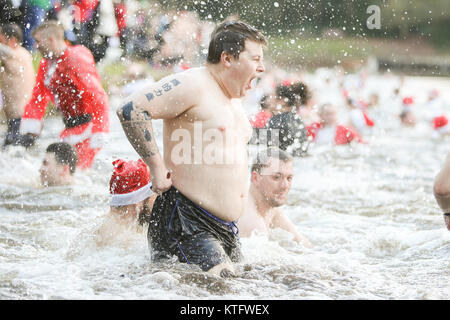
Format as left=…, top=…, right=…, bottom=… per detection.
left=266, top=36, right=450, bottom=77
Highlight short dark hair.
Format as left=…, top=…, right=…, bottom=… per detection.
left=251, top=147, right=293, bottom=174
left=207, top=20, right=267, bottom=64
left=0, top=23, right=23, bottom=43
left=276, top=82, right=311, bottom=107
left=32, top=20, right=64, bottom=40
left=46, top=142, right=78, bottom=174
left=259, top=95, right=269, bottom=110
left=400, top=110, right=411, bottom=120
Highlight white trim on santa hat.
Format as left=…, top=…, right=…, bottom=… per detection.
left=109, top=182, right=154, bottom=207
left=20, top=118, right=42, bottom=135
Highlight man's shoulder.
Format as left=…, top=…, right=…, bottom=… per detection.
left=165, top=67, right=207, bottom=83
left=15, top=46, right=33, bottom=61
left=268, top=207, right=285, bottom=226
left=159, top=67, right=208, bottom=94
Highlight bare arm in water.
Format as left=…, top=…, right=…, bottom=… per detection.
left=433, top=152, right=450, bottom=230
left=271, top=209, right=312, bottom=248
left=116, top=74, right=197, bottom=193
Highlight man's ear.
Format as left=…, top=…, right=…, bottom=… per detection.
left=220, top=51, right=233, bottom=68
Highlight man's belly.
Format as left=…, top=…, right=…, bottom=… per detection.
left=170, top=164, right=249, bottom=222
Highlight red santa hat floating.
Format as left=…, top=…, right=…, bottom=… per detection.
left=432, top=115, right=450, bottom=134
left=109, top=159, right=153, bottom=207
left=402, top=96, right=414, bottom=106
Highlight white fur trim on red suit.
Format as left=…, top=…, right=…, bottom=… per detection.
left=109, top=183, right=154, bottom=207
left=61, top=123, right=93, bottom=146
left=20, top=118, right=42, bottom=135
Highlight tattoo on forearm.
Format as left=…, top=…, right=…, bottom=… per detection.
left=117, top=78, right=180, bottom=158
left=121, top=101, right=134, bottom=121
left=144, top=129, right=152, bottom=142
left=142, top=111, right=151, bottom=120
left=118, top=102, right=158, bottom=158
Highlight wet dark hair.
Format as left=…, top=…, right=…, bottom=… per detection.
left=276, top=82, right=311, bottom=107
left=32, top=20, right=64, bottom=40
left=251, top=147, right=293, bottom=174
left=259, top=95, right=269, bottom=110
left=400, top=110, right=413, bottom=121
left=0, top=23, right=23, bottom=43
left=46, top=142, right=78, bottom=174
left=207, top=20, right=267, bottom=64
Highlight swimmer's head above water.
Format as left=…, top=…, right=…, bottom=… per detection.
left=0, top=23, right=23, bottom=46
left=40, top=142, right=78, bottom=187
left=206, top=20, right=267, bottom=99
left=109, top=159, right=157, bottom=225
left=251, top=148, right=294, bottom=207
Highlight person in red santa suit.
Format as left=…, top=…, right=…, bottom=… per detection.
left=307, top=103, right=365, bottom=145
left=19, top=20, right=109, bottom=169
left=346, top=97, right=375, bottom=134
left=95, top=158, right=158, bottom=246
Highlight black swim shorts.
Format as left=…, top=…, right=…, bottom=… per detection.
left=148, top=187, right=242, bottom=271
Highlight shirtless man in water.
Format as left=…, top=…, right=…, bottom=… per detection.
left=433, top=152, right=450, bottom=231
left=117, top=21, right=266, bottom=276
left=0, top=24, right=35, bottom=147
left=238, top=148, right=312, bottom=247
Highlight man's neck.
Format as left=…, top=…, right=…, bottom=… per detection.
left=50, top=43, right=68, bottom=59
left=206, top=63, right=233, bottom=99
left=6, top=41, right=18, bottom=49
left=249, top=186, right=272, bottom=217
left=60, top=174, right=73, bottom=186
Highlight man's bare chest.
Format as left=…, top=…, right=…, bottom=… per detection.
left=180, top=100, right=251, bottom=137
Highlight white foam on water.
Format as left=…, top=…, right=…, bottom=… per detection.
left=1, top=74, right=450, bottom=299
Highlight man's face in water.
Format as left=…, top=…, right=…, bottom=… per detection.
left=40, top=152, right=69, bottom=186
left=253, top=158, right=294, bottom=207
left=0, top=32, right=7, bottom=45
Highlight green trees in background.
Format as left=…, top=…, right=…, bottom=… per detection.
left=155, top=0, right=449, bottom=49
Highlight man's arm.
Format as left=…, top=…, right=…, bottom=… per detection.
left=20, top=59, right=52, bottom=137
left=433, top=152, right=450, bottom=211
left=116, top=73, right=197, bottom=193
left=271, top=209, right=312, bottom=248
left=0, top=43, right=14, bottom=60
left=434, top=152, right=450, bottom=230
